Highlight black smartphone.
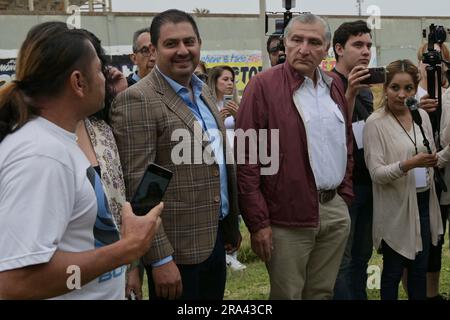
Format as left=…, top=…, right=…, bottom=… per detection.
left=360, top=67, right=386, bottom=85
left=130, top=163, right=173, bottom=216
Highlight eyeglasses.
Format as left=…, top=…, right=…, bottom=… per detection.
left=136, top=46, right=151, bottom=57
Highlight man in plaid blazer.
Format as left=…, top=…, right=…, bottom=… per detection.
left=110, top=9, right=241, bottom=300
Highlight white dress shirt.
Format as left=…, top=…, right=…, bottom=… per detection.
left=293, top=69, right=347, bottom=190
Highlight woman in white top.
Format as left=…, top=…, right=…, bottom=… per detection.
left=364, top=59, right=450, bottom=300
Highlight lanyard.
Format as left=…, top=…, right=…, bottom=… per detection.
left=391, top=111, right=418, bottom=155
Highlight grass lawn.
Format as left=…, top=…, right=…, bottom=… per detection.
left=223, top=224, right=450, bottom=300
left=142, top=222, right=449, bottom=300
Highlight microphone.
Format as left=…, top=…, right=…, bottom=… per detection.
left=405, top=96, right=428, bottom=152
left=405, top=97, right=422, bottom=126
left=405, top=98, right=448, bottom=192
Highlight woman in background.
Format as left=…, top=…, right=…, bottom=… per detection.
left=208, top=65, right=240, bottom=147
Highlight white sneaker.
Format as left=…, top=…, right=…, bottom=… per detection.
left=226, top=253, right=247, bottom=271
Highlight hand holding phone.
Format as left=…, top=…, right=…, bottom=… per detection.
left=360, top=67, right=386, bottom=85
left=223, top=95, right=239, bottom=118
left=131, top=163, right=173, bottom=216
left=224, top=94, right=233, bottom=104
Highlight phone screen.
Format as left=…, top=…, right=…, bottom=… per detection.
left=131, top=164, right=172, bottom=216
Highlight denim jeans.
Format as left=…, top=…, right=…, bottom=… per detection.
left=380, top=190, right=431, bottom=300
left=334, top=184, right=373, bottom=300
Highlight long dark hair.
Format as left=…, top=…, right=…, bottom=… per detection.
left=0, top=21, right=95, bottom=142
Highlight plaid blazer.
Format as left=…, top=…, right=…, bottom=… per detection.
left=110, top=68, right=240, bottom=265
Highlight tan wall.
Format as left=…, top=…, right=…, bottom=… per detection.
left=1, top=12, right=450, bottom=65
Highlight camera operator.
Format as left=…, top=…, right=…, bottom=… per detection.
left=417, top=43, right=450, bottom=112
left=414, top=41, right=450, bottom=300
left=267, top=34, right=286, bottom=67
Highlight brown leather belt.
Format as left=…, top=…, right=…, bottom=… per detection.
left=318, top=189, right=337, bottom=204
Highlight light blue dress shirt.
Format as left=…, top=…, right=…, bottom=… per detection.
left=152, top=66, right=230, bottom=267
left=131, top=72, right=141, bottom=83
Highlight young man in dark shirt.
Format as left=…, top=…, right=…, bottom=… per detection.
left=332, top=20, right=374, bottom=300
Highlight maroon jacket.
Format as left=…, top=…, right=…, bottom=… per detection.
left=236, top=62, right=354, bottom=233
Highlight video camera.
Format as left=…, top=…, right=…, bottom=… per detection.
left=265, top=0, right=308, bottom=65
left=422, top=24, right=450, bottom=70
left=421, top=24, right=450, bottom=123
left=421, top=24, right=450, bottom=191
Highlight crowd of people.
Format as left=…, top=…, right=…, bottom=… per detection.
left=0, top=9, right=449, bottom=300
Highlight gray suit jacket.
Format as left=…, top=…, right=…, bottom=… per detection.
left=110, top=68, right=240, bottom=265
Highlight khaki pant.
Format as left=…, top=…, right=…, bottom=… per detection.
left=266, top=194, right=350, bottom=300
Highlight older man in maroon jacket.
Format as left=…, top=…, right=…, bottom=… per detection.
left=236, top=13, right=354, bottom=300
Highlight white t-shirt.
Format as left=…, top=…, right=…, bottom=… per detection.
left=0, top=117, right=125, bottom=300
